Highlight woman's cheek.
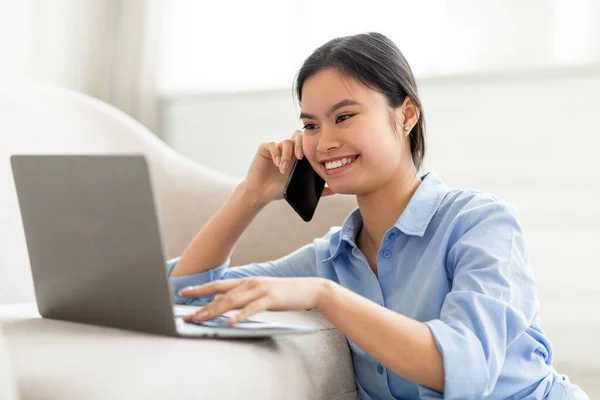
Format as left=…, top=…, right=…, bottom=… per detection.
left=301, top=136, right=317, bottom=158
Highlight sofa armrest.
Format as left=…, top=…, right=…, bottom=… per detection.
left=1, top=302, right=357, bottom=400
left=0, top=328, right=19, bottom=400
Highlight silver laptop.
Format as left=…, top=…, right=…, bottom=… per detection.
left=10, top=154, right=318, bottom=338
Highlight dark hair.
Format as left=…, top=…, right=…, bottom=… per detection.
left=295, top=32, right=426, bottom=171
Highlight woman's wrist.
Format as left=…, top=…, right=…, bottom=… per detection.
left=235, top=181, right=271, bottom=210
left=316, top=278, right=339, bottom=313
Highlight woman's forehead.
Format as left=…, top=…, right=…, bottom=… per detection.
left=301, top=69, right=382, bottom=113
left=303, top=69, right=360, bottom=96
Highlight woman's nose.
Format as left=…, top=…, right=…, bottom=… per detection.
left=316, top=128, right=341, bottom=153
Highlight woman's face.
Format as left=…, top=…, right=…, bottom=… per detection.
left=300, top=68, right=412, bottom=196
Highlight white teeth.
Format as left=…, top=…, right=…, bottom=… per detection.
left=325, top=156, right=356, bottom=170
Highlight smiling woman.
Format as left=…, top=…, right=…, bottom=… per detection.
left=296, top=62, right=423, bottom=195
left=167, top=33, right=589, bottom=400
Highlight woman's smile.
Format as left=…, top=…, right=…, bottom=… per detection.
left=322, top=155, right=360, bottom=176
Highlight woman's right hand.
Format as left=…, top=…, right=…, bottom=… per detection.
left=241, top=130, right=333, bottom=204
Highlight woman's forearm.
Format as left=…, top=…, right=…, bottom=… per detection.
left=170, top=181, right=268, bottom=277
left=317, top=280, right=445, bottom=393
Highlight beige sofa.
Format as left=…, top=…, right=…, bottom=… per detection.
left=0, top=328, right=18, bottom=400
left=0, top=81, right=359, bottom=399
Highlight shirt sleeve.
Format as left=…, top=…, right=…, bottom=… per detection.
left=417, top=197, right=538, bottom=399
left=166, top=240, right=320, bottom=306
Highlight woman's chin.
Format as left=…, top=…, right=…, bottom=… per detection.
left=325, top=184, right=358, bottom=196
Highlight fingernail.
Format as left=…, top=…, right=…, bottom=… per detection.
left=280, top=160, right=288, bottom=174
left=296, top=147, right=304, bottom=159
left=274, top=156, right=280, bottom=167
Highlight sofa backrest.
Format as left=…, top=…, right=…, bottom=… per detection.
left=0, top=81, right=357, bottom=305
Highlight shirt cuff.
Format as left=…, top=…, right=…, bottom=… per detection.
left=416, top=319, right=490, bottom=399
left=166, top=256, right=230, bottom=305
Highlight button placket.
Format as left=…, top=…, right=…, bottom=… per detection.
left=381, top=230, right=397, bottom=259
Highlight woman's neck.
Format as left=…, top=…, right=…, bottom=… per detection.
left=356, top=167, right=422, bottom=251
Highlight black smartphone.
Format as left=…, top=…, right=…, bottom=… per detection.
left=283, top=156, right=326, bottom=222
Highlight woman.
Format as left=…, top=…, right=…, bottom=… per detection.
left=167, top=33, right=588, bottom=399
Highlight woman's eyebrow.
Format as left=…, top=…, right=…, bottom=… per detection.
left=300, top=99, right=362, bottom=120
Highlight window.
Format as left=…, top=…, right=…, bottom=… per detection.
left=157, top=0, right=598, bottom=95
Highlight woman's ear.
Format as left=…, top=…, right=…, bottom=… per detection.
left=398, top=97, right=419, bottom=135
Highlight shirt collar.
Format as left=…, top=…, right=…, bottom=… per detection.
left=323, top=171, right=449, bottom=262
left=395, top=171, right=449, bottom=236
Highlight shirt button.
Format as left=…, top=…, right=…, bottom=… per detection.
left=377, top=364, right=384, bottom=374
left=387, top=232, right=397, bottom=240
left=382, top=250, right=392, bottom=258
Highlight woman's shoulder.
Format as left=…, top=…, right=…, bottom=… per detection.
left=438, top=186, right=521, bottom=231
left=437, top=186, right=532, bottom=281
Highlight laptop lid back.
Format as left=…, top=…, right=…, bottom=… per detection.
left=11, top=154, right=177, bottom=335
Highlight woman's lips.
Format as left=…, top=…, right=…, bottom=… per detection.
left=323, top=155, right=359, bottom=176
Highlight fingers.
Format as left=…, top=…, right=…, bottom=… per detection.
left=178, top=279, right=241, bottom=298
left=278, top=130, right=304, bottom=174
left=291, top=130, right=303, bottom=159
left=278, top=139, right=294, bottom=174
left=265, top=130, right=304, bottom=174
left=265, top=141, right=281, bottom=168
left=227, top=297, right=271, bottom=325
left=186, top=286, right=263, bottom=323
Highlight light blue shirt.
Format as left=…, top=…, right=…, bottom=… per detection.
left=166, top=171, right=587, bottom=400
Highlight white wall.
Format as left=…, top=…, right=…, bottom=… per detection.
left=160, top=65, right=600, bottom=395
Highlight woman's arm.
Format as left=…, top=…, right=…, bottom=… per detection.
left=171, top=132, right=321, bottom=278
left=170, top=181, right=267, bottom=277
left=318, top=281, right=445, bottom=393
left=178, top=197, right=535, bottom=398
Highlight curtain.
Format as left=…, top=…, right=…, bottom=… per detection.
left=0, top=0, right=165, bottom=133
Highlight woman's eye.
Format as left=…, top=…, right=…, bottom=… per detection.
left=303, top=123, right=318, bottom=130
left=336, top=114, right=354, bottom=123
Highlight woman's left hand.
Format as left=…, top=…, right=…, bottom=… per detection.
left=178, top=277, right=330, bottom=325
